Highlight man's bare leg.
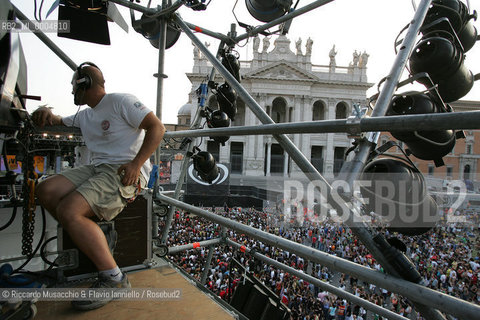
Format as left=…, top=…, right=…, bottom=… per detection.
left=36, top=175, right=77, bottom=220
left=56, top=191, right=116, bottom=271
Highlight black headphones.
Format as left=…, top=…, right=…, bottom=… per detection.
left=75, top=61, right=100, bottom=90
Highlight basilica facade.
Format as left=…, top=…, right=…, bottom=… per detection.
left=178, top=35, right=373, bottom=182
left=179, top=35, right=372, bottom=182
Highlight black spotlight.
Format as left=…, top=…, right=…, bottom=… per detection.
left=245, top=0, right=293, bottom=22
left=131, top=13, right=181, bottom=49
left=207, top=110, right=231, bottom=146
left=409, top=33, right=474, bottom=102
left=192, top=150, right=219, bottom=184
left=386, top=91, right=460, bottom=166
left=221, top=50, right=241, bottom=82
left=216, top=83, right=237, bottom=121
left=422, top=0, right=478, bottom=52
left=360, top=158, right=439, bottom=236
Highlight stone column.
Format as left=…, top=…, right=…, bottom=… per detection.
left=266, top=137, right=272, bottom=177
left=291, top=95, right=304, bottom=178
left=283, top=151, right=289, bottom=177
left=246, top=93, right=266, bottom=176
left=324, top=98, right=336, bottom=179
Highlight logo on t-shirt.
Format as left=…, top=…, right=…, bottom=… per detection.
left=101, top=120, right=110, bottom=131
left=134, top=101, right=147, bottom=111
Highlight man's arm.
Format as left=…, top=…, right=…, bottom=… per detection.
left=117, top=111, right=165, bottom=186
left=31, top=106, right=64, bottom=127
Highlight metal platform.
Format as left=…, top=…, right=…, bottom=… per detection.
left=34, top=262, right=236, bottom=320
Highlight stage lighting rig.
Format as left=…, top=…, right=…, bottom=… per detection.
left=221, top=49, right=241, bottom=82
left=213, top=83, right=237, bottom=121
left=409, top=31, right=474, bottom=102
left=185, top=0, right=208, bottom=11
left=188, top=147, right=219, bottom=184
left=360, top=156, right=439, bottom=236
left=203, top=108, right=231, bottom=146
left=373, top=235, right=422, bottom=283
left=131, top=12, right=181, bottom=49
left=246, top=0, right=293, bottom=22
left=407, top=0, right=478, bottom=102
left=386, top=90, right=464, bottom=167
left=56, top=0, right=128, bottom=45
left=422, top=0, right=478, bottom=52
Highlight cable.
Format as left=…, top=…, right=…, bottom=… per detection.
left=40, top=236, right=58, bottom=267
left=72, top=96, right=83, bottom=127
left=194, top=121, right=207, bottom=148
left=39, top=0, right=45, bottom=21
left=394, top=23, right=410, bottom=55
left=33, top=0, right=39, bottom=21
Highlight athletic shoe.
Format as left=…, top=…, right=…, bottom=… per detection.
left=71, top=272, right=131, bottom=310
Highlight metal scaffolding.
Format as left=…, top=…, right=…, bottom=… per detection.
left=16, top=0, right=480, bottom=319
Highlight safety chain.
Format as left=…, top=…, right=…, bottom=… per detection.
left=18, top=125, right=37, bottom=256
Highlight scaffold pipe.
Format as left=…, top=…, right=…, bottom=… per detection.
left=163, top=238, right=223, bottom=255
left=163, top=111, right=480, bottom=139
left=156, top=193, right=480, bottom=320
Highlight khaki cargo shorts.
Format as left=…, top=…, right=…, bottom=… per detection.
left=60, top=164, right=146, bottom=221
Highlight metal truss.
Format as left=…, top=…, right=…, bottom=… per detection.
left=14, top=0, right=480, bottom=319
left=32, top=134, right=84, bottom=145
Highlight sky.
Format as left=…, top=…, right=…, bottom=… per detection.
left=10, top=0, right=480, bottom=125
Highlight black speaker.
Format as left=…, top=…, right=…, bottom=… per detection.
left=260, top=297, right=288, bottom=320
left=230, top=278, right=254, bottom=311
left=231, top=279, right=288, bottom=320
left=243, top=285, right=270, bottom=320
left=58, top=192, right=152, bottom=279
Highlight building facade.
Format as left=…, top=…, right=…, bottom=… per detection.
left=177, top=34, right=480, bottom=190
left=179, top=35, right=372, bottom=182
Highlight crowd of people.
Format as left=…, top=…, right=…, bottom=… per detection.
left=164, top=206, right=480, bottom=320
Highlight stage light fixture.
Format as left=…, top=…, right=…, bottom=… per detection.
left=360, top=158, right=439, bottom=236
left=422, top=0, right=478, bottom=52
left=386, top=91, right=460, bottom=166
left=408, top=0, right=478, bottom=102
left=221, top=50, right=241, bottom=82
left=245, top=0, right=293, bottom=22
left=216, top=83, right=237, bottom=121
left=409, top=33, right=474, bottom=102
left=132, top=14, right=181, bottom=50
left=206, top=109, right=231, bottom=146
left=192, top=150, right=219, bottom=184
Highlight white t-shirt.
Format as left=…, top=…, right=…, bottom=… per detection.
left=63, top=93, right=152, bottom=180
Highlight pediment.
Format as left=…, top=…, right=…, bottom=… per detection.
left=243, top=61, right=318, bottom=82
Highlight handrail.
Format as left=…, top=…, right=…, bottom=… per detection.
left=157, top=193, right=480, bottom=320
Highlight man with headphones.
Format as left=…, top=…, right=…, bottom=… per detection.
left=31, top=62, right=165, bottom=310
